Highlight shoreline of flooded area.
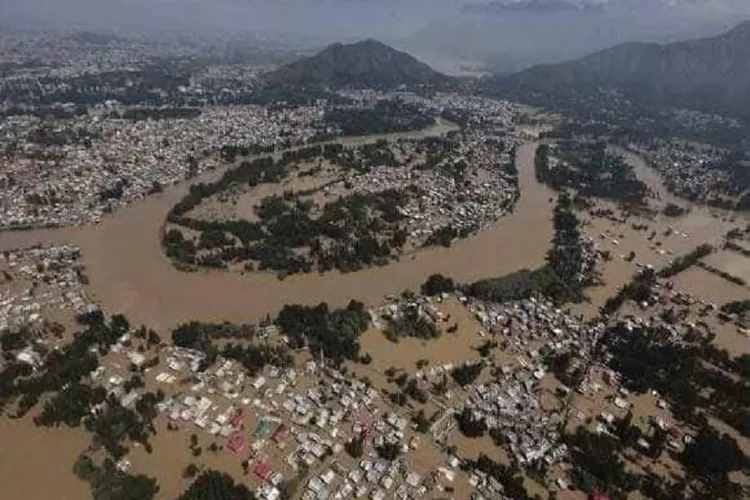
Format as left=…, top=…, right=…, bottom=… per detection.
left=0, top=140, right=555, bottom=331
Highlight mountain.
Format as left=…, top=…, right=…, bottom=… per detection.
left=263, top=39, right=448, bottom=87
left=405, top=1, right=750, bottom=75
left=495, top=20, right=750, bottom=119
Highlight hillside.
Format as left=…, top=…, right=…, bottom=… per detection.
left=264, top=39, right=448, bottom=88
left=495, top=20, right=750, bottom=119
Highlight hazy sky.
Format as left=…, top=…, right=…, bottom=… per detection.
left=3, top=0, right=750, bottom=69
left=3, top=0, right=746, bottom=36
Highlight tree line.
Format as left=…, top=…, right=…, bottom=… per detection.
left=467, top=192, right=595, bottom=305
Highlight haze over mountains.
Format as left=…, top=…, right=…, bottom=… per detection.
left=262, top=17, right=750, bottom=126
left=4, top=0, right=750, bottom=74
left=495, top=20, right=750, bottom=119
left=405, top=0, right=750, bottom=73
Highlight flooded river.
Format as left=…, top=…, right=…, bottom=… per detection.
left=0, top=137, right=555, bottom=331
left=2, top=132, right=747, bottom=499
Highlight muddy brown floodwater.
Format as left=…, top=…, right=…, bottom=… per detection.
left=0, top=139, right=555, bottom=331
left=0, top=418, right=90, bottom=499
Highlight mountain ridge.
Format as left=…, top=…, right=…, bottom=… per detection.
left=495, top=19, right=750, bottom=119
left=264, top=39, right=448, bottom=88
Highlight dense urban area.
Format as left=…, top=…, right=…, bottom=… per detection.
left=0, top=24, right=749, bottom=500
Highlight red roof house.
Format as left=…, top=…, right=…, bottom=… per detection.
left=227, top=432, right=246, bottom=454
left=230, top=410, right=245, bottom=429
left=252, top=460, right=273, bottom=481
left=271, top=424, right=289, bottom=444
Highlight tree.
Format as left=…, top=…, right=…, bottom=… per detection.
left=178, top=470, right=256, bottom=500
left=470, top=454, right=532, bottom=500
left=413, top=410, right=431, bottom=433
left=682, top=427, right=748, bottom=482
left=279, top=463, right=309, bottom=500
left=345, top=435, right=364, bottom=458
left=73, top=454, right=98, bottom=482
left=110, top=314, right=130, bottom=335
left=663, top=203, right=687, bottom=217
left=421, top=274, right=456, bottom=296
left=457, top=408, right=487, bottom=438
left=146, top=330, right=161, bottom=348
left=452, top=362, right=484, bottom=387
left=616, top=411, right=641, bottom=448
left=565, top=427, right=638, bottom=494
left=183, top=463, right=199, bottom=479
left=275, top=301, right=368, bottom=363
left=376, top=442, right=402, bottom=461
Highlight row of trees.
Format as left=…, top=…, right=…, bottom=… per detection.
left=467, top=192, right=593, bottom=305
left=601, top=268, right=657, bottom=315
left=659, top=243, right=714, bottom=278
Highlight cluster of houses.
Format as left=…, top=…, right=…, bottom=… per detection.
left=319, top=134, right=517, bottom=249
left=471, top=297, right=601, bottom=351
left=455, top=299, right=602, bottom=467
left=0, top=30, right=243, bottom=80
left=0, top=245, right=91, bottom=331
left=461, top=367, right=569, bottom=466
left=87, top=341, right=458, bottom=500
left=337, top=90, right=517, bottom=128
left=645, top=142, right=733, bottom=204
left=0, top=105, right=327, bottom=229
left=301, top=457, right=430, bottom=500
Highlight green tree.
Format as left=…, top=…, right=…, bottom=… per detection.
left=345, top=435, right=364, bottom=458
left=178, top=470, right=256, bottom=500
left=183, top=463, right=199, bottom=479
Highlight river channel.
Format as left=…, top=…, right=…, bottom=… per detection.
left=0, top=129, right=556, bottom=330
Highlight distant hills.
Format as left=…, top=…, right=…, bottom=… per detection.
left=264, top=39, right=448, bottom=87
left=494, top=20, right=750, bottom=119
